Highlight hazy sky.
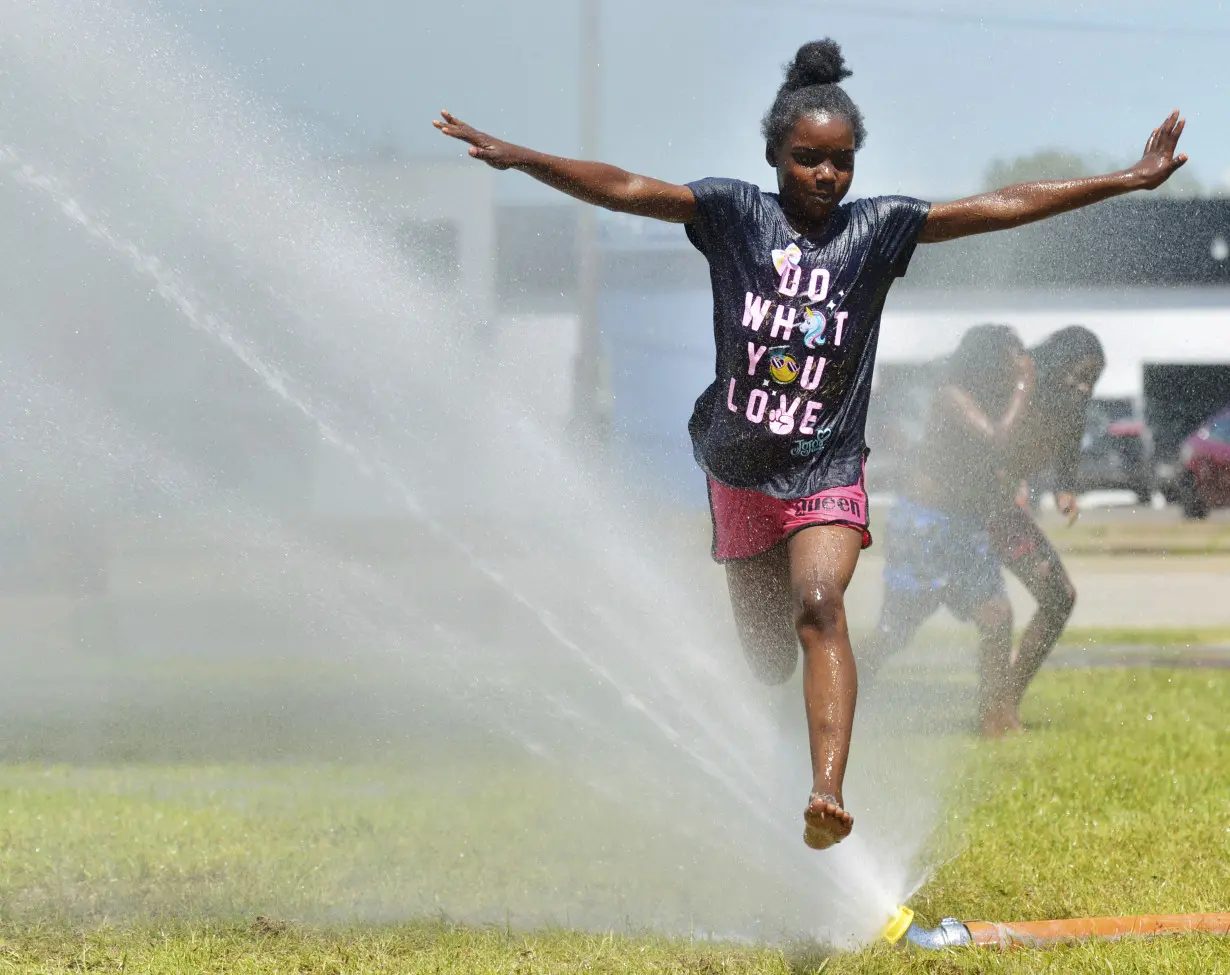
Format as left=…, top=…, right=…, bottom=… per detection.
left=159, top=0, right=1230, bottom=202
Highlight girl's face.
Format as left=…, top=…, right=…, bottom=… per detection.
left=1063, top=356, right=1104, bottom=397
left=769, top=112, right=855, bottom=228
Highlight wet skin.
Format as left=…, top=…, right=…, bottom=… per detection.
left=766, top=113, right=855, bottom=236
left=724, top=525, right=859, bottom=849
left=432, top=107, right=1188, bottom=237
left=433, top=102, right=1187, bottom=848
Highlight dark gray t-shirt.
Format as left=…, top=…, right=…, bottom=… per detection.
left=684, top=178, right=930, bottom=499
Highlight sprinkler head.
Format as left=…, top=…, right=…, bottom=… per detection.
left=882, top=906, right=973, bottom=949
left=881, top=906, right=914, bottom=944
left=907, top=918, right=974, bottom=949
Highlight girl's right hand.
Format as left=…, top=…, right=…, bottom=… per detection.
left=431, top=110, right=694, bottom=222
left=432, top=111, right=521, bottom=170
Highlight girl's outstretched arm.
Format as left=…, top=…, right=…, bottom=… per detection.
left=432, top=111, right=696, bottom=223
left=919, top=110, right=1187, bottom=243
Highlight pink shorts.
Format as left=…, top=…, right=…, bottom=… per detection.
left=707, top=473, right=872, bottom=562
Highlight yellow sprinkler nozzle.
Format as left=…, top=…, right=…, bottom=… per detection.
left=881, top=906, right=915, bottom=944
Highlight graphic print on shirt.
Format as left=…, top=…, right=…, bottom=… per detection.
left=767, top=347, right=801, bottom=384
left=729, top=244, right=848, bottom=451
left=802, top=307, right=826, bottom=348
left=684, top=179, right=931, bottom=498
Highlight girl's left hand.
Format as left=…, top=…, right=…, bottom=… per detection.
left=1128, top=110, right=1188, bottom=190
left=1055, top=491, right=1080, bottom=526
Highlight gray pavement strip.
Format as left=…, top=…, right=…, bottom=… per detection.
left=882, top=641, right=1230, bottom=674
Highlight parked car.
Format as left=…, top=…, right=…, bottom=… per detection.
left=1073, top=397, right=1155, bottom=504
left=1176, top=407, right=1230, bottom=519
left=1144, top=364, right=1230, bottom=503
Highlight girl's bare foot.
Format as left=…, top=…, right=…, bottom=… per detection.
left=803, top=792, right=854, bottom=850
left=979, top=704, right=1022, bottom=738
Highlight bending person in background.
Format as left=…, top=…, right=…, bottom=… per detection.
left=435, top=36, right=1188, bottom=848
left=864, top=326, right=1034, bottom=736
left=992, top=326, right=1106, bottom=723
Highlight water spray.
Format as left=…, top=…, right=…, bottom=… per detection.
left=881, top=905, right=1230, bottom=949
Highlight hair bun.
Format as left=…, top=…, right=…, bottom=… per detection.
left=784, top=39, right=851, bottom=90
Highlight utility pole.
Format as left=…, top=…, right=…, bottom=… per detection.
left=569, top=0, right=610, bottom=445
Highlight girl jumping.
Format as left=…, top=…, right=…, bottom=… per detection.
left=434, top=38, right=1187, bottom=849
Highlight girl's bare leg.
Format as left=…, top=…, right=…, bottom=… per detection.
left=787, top=525, right=863, bottom=849
left=724, top=544, right=798, bottom=685
left=974, top=596, right=1018, bottom=737
left=724, top=526, right=863, bottom=848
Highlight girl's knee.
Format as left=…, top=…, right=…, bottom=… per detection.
left=1033, top=564, right=1076, bottom=619
left=795, top=582, right=848, bottom=637
left=976, top=597, right=1013, bottom=635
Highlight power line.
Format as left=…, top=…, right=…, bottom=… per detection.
left=726, top=1, right=1230, bottom=39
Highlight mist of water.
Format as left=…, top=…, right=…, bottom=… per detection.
left=0, top=0, right=976, bottom=945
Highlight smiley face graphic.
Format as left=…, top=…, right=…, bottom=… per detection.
left=768, top=347, right=800, bottom=385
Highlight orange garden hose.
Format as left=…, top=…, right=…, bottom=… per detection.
left=881, top=905, right=1230, bottom=949
left=964, top=913, right=1230, bottom=948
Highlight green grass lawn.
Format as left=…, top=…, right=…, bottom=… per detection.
left=1053, top=626, right=1230, bottom=649
left=1, top=669, right=1228, bottom=973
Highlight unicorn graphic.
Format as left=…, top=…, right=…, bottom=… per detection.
left=802, top=307, right=826, bottom=349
